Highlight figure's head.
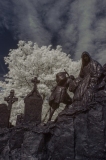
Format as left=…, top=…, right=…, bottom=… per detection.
left=81, top=51, right=91, bottom=64
left=56, top=72, right=67, bottom=85
left=69, top=75, right=75, bottom=80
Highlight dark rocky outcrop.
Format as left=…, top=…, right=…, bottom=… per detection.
left=0, top=90, right=106, bottom=160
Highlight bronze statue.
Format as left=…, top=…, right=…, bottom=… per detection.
left=48, top=72, right=72, bottom=121
left=69, top=51, right=103, bottom=106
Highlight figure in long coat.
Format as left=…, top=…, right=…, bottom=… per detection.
left=69, top=51, right=103, bottom=106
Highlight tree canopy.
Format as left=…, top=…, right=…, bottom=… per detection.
left=0, top=41, right=81, bottom=125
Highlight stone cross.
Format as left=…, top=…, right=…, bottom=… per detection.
left=31, top=77, right=40, bottom=95
left=31, top=77, right=40, bottom=86
left=0, top=90, right=18, bottom=128
left=4, top=90, right=18, bottom=111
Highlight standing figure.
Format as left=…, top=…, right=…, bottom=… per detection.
left=69, top=51, right=103, bottom=106
left=48, top=72, right=72, bottom=121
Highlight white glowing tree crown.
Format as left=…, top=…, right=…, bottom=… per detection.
left=0, top=41, right=81, bottom=125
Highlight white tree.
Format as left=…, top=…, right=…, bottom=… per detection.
left=0, top=41, right=81, bottom=125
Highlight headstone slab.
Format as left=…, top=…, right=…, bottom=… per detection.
left=24, top=96, right=43, bottom=123
left=24, top=77, right=43, bottom=124
left=0, top=104, right=10, bottom=128
left=16, top=114, right=24, bottom=126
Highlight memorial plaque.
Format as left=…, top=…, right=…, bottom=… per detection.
left=24, top=77, right=43, bottom=124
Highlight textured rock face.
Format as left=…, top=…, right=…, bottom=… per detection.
left=0, top=91, right=106, bottom=160
left=47, top=102, right=105, bottom=160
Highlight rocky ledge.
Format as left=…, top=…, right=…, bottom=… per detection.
left=0, top=90, right=106, bottom=160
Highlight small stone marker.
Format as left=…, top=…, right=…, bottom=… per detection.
left=16, top=113, right=24, bottom=126
left=24, top=77, right=43, bottom=124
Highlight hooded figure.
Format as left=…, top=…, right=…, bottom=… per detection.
left=69, top=51, right=103, bottom=106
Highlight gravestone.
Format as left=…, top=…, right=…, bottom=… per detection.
left=4, top=90, right=18, bottom=111
left=0, top=104, right=10, bottom=128
left=16, top=113, right=24, bottom=125
left=0, top=90, right=18, bottom=128
left=24, top=77, right=43, bottom=124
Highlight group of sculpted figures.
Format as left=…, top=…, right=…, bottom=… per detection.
left=48, top=51, right=106, bottom=121
left=1, top=51, right=106, bottom=127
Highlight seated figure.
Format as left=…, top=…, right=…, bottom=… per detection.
left=48, top=72, right=72, bottom=121
left=69, top=51, right=103, bottom=106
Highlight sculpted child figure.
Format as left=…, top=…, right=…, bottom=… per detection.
left=48, top=72, right=72, bottom=121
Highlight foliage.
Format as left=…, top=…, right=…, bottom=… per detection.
left=0, top=41, right=81, bottom=125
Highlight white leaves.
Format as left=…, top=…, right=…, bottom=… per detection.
left=18, top=40, right=25, bottom=47
left=1, top=40, right=81, bottom=124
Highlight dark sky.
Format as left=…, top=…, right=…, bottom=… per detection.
left=0, top=0, right=106, bottom=75
left=0, top=28, right=18, bottom=74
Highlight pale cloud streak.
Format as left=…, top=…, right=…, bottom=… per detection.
left=74, top=0, right=97, bottom=60
left=11, top=0, right=52, bottom=46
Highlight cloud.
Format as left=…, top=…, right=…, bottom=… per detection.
left=11, top=0, right=52, bottom=46
left=57, top=0, right=79, bottom=58
left=0, top=0, right=11, bottom=30
left=74, top=0, right=97, bottom=59
left=56, top=0, right=97, bottom=60
left=93, top=0, right=106, bottom=65
left=0, top=0, right=106, bottom=64
left=93, top=18, right=106, bottom=64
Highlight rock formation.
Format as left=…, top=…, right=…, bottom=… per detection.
left=0, top=90, right=106, bottom=160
